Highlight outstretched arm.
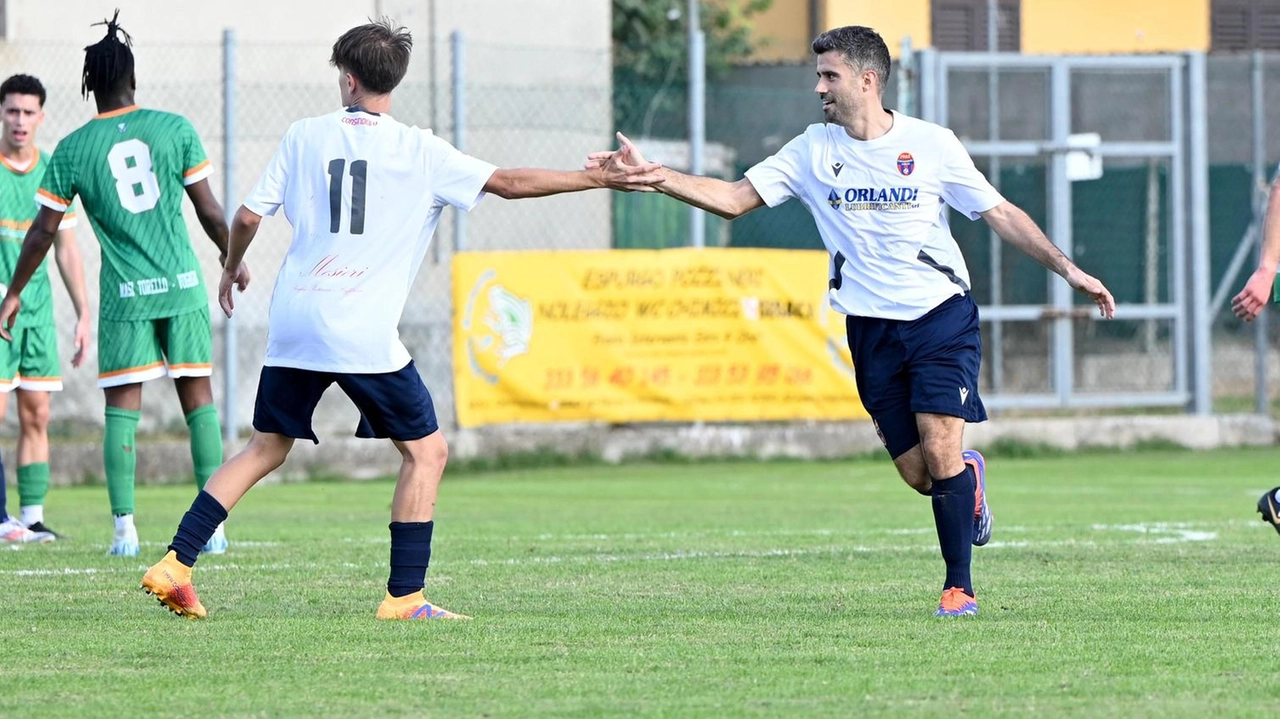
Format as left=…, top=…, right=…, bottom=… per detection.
left=586, top=133, right=765, bottom=220
left=981, top=200, right=1116, bottom=319
left=52, top=227, right=91, bottom=367
left=1232, top=178, right=1280, bottom=321
left=483, top=148, right=665, bottom=200
left=184, top=178, right=230, bottom=263
left=0, top=205, right=63, bottom=340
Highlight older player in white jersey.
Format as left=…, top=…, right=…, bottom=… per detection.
left=140, top=18, right=663, bottom=621
left=592, top=25, right=1116, bottom=616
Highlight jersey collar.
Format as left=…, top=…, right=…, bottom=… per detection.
left=95, top=105, right=141, bottom=119
left=0, top=152, right=39, bottom=175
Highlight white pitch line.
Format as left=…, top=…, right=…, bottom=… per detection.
left=0, top=519, right=1242, bottom=577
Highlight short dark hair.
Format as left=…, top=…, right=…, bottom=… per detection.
left=0, top=74, right=47, bottom=106
left=329, top=19, right=413, bottom=95
left=81, top=9, right=135, bottom=100
left=812, top=26, right=891, bottom=96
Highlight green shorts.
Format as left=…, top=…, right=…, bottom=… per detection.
left=98, top=305, right=213, bottom=388
left=0, top=324, right=62, bottom=393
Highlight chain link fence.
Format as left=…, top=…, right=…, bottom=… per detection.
left=3, top=35, right=612, bottom=436
left=8, top=33, right=1280, bottom=439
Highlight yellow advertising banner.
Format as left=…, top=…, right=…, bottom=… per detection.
left=452, top=248, right=868, bottom=427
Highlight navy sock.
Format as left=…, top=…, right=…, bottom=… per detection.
left=931, top=465, right=976, bottom=596
left=168, top=491, right=229, bottom=567
left=388, top=521, right=434, bottom=598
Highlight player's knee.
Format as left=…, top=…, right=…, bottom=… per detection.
left=900, top=471, right=931, bottom=495
left=19, top=402, right=51, bottom=433
left=400, top=432, right=448, bottom=473
left=248, top=432, right=292, bottom=469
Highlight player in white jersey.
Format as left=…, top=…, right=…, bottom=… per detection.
left=591, top=25, right=1116, bottom=616
left=140, top=19, right=663, bottom=620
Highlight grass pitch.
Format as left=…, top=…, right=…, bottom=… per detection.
left=3, top=448, right=1280, bottom=718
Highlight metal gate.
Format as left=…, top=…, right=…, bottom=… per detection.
left=916, top=51, right=1211, bottom=413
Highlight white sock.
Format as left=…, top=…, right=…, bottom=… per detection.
left=114, top=513, right=135, bottom=533
left=20, top=505, right=43, bottom=526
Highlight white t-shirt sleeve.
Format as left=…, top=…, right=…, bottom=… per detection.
left=938, top=130, right=1005, bottom=220
left=242, top=124, right=295, bottom=217
left=744, top=133, right=810, bottom=208
left=425, top=134, right=498, bottom=211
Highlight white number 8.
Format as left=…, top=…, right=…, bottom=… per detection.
left=108, top=139, right=161, bottom=214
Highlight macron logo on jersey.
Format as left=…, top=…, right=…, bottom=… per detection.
left=827, top=186, right=921, bottom=212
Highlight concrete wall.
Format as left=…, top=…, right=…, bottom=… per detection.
left=34, top=413, right=1280, bottom=487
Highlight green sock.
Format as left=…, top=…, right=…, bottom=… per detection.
left=16, top=462, right=50, bottom=508
left=185, top=404, right=223, bottom=491
left=104, top=407, right=141, bottom=516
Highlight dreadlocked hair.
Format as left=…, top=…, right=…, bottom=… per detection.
left=81, top=8, right=134, bottom=100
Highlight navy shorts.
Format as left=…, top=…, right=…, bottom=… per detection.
left=845, top=293, right=987, bottom=459
left=252, top=360, right=439, bottom=444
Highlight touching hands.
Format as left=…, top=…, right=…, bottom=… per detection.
left=587, top=132, right=665, bottom=192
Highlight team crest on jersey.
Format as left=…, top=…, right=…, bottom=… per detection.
left=827, top=189, right=842, bottom=209
left=896, top=152, right=915, bottom=176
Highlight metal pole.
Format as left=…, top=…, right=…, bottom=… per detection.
left=429, top=0, right=441, bottom=263
left=1169, top=61, right=1188, bottom=399
left=688, top=0, right=706, bottom=248
left=918, top=48, right=938, bottom=123
left=1187, top=52, right=1212, bottom=415
left=897, top=36, right=914, bottom=116
left=1049, top=59, right=1073, bottom=406
left=986, top=0, right=1004, bottom=394
left=1252, top=50, right=1269, bottom=414
left=221, top=28, right=239, bottom=444
left=451, top=30, right=467, bottom=252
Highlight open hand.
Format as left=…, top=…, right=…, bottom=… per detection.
left=0, top=293, right=19, bottom=342
left=218, top=261, right=251, bottom=318
left=1232, top=267, right=1273, bottom=322
left=1065, top=267, right=1116, bottom=319
left=71, top=313, right=90, bottom=368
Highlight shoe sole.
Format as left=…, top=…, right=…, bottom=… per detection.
left=140, top=577, right=205, bottom=620
left=936, top=607, right=979, bottom=617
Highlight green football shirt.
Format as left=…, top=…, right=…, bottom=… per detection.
left=38, top=106, right=213, bottom=321
left=0, top=150, right=78, bottom=329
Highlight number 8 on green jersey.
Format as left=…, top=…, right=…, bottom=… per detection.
left=37, top=106, right=214, bottom=386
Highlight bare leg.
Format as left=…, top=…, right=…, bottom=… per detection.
left=202, top=431, right=294, bottom=512
left=15, top=389, right=48, bottom=466
left=390, top=431, right=449, bottom=522
left=173, top=375, right=215, bottom=415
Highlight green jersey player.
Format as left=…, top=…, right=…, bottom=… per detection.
left=0, top=13, right=238, bottom=556
left=0, top=74, right=90, bottom=544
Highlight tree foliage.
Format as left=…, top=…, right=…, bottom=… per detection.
left=612, top=0, right=773, bottom=136
left=612, top=0, right=773, bottom=83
